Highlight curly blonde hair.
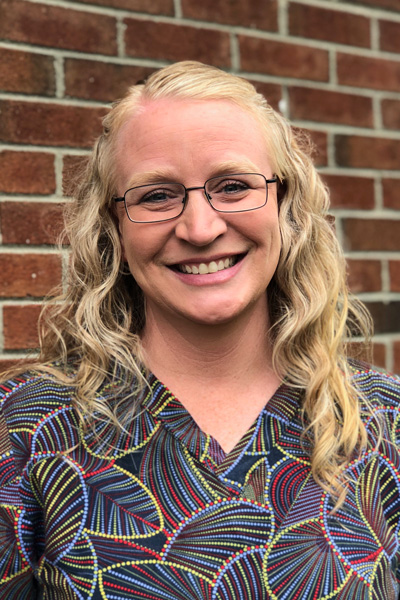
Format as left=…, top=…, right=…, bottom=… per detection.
left=32, top=61, right=372, bottom=501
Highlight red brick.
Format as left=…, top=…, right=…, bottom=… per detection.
left=181, top=0, right=278, bottom=30
left=336, top=135, right=400, bottom=170
left=289, top=87, right=373, bottom=128
left=239, top=37, right=329, bottom=81
left=0, top=254, right=62, bottom=297
left=250, top=81, right=282, bottom=111
left=0, top=151, right=55, bottom=195
left=347, top=341, right=381, bottom=367
left=293, top=128, right=328, bottom=167
left=347, top=259, right=381, bottom=293
left=382, top=99, right=400, bottom=130
left=3, top=305, right=41, bottom=350
left=309, top=130, right=328, bottom=167
left=289, top=3, right=370, bottom=47
left=64, top=59, right=154, bottom=102
left=365, top=301, right=400, bottom=334
left=0, top=0, right=117, bottom=55
left=382, top=178, right=400, bottom=210
left=68, top=0, right=173, bottom=13
left=393, top=341, right=400, bottom=374
left=337, top=53, right=400, bottom=93
left=389, top=261, right=400, bottom=292
left=0, top=359, right=27, bottom=376
left=380, top=20, right=400, bottom=54
left=0, top=47, right=55, bottom=96
left=0, top=202, right=64, bottom=246
left=124, top=19, right=230, bottom=66
left=63, top=155, right=88, bottom=198
left=0, top=100, right=106, bottom=148
left=322, top=174, right=374, bottom=209
left=350, top=0, right=399, bottom=12
left=342, top=219, right=400, bottom=252
left=372, top=343, right=387, bottom=370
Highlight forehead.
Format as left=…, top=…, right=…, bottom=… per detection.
left=114, top=98, right=272, bottom=186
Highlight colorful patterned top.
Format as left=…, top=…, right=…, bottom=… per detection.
left=1, top=361, right=400, bottom=599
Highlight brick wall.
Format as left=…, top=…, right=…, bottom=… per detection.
left=1, top=0, right=400, bottom=372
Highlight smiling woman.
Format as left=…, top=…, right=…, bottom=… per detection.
left=1, top=61, right=400, bottom=600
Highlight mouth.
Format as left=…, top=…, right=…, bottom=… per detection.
left=173, top=254, right=245, bottom=275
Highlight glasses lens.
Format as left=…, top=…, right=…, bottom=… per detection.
left=125, top=183, right=186, bottom=222
left=205, top=173, right=267, bottom=212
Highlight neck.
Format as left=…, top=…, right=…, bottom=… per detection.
left=141, top=299, right=275, bottom=384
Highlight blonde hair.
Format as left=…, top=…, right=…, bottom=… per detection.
left=32, top=61, right=371, bottom=500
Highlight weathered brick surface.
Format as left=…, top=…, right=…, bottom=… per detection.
left=0, top=101, right=106, bottom=148
left=64, top=59, right=154, bottom=102
left=379, top=20, right=400, bottom=54
left=124, top=19, right=231, bottom=66
left=347, top=259, right=381, bottom=293
left=0, top=254, right=62, bottom=297
left=0, top=151, right=56, bottom=195
left=0, top=0, right=400, bottom=369
left=382, top=99, right=400, bottom=131
left=251, top=81, right=282, bottom=111
left=289, top=87, right=373, bottom=127
left=365, top=301, right=400, bottom=334
left=3, top=304, right=41, bottom=350
left=295, top=129, right=328, bottom=167
left=393, top=342, right=400, bottom=374
left=336, top=136, right=400, bottom=170
left=389, top=261, right=400, bottom=292
left=343, top=219, right=400, bottom=252
left=322, top=174, right=374, bottom=210
left=0, top=0, right=118, bottom=54
left=382, top=179, right=400, bottom=210
left=350, top=0, right=399, bottom=12
left=181, top=0, right=278, bottom=30
left=347, top=342, right=385, bottom=369
left=0, top=202, right=65, bottom=246
left=62, top=155, right=88, bottom=197
left=289, top=3, right=370, bottom=47
left=68, top=0, right=174, bottom=13
left=239, top=37, right=329, bottom=81
left=0, top=47, right=55, bottom=96
left=337, top=53, right=400, bottom=92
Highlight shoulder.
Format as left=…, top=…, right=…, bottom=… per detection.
left=0, top=369, right=76, bottom=421
left=0, top=369, right=79, bottom=465
left=347, top=359, right=400, bottom=409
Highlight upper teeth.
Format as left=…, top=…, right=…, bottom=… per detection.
left=180, top=257, right=234, bottom=274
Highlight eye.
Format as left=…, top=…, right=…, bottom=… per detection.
left=220, top=180, right=249, bottom=194
left=125, top=183, right=184, bottom=211
left=138, top=187, right=179, bottom=204
left=208, top=177, right=251, bottom=198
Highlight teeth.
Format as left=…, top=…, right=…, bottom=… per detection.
left=178, top=257, right=235, bottom=274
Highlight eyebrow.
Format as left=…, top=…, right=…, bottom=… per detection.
left=125, top=160, right=262, bottom=189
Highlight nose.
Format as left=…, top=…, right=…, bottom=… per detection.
left=174, top=188, right=228, bottom=246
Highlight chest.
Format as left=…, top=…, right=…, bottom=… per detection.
left=22, top=427, right=400, bottom=600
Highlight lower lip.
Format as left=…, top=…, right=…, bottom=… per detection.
left=170, top=256, right=245, bottom=286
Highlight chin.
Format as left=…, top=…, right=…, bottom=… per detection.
left=184, top=301, right=249, bottom=326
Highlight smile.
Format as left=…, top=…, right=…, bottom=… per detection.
left=175, top=255, right=242, bottom=275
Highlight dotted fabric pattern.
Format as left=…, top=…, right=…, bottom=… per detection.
left=0, top=362, right=400, bottom=599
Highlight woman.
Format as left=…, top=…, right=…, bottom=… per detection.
left=1, top=61, right=400, bottom=599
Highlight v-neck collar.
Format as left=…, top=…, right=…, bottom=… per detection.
left=142, top=373, right=304, bottom=475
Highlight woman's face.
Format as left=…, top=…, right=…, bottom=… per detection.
left=115, top=98, right=281, bottom=328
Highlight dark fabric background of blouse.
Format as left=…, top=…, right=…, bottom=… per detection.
left=0, top=361, right=400, bottom=599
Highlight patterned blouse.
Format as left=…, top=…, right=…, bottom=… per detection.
left=1, top=361, right=400, bottom=599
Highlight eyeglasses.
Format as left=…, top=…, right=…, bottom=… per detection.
left=114, top=173, right=278, bottom=224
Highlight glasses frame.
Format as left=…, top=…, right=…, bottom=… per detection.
left=114, top=173, right=278, bottom=224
